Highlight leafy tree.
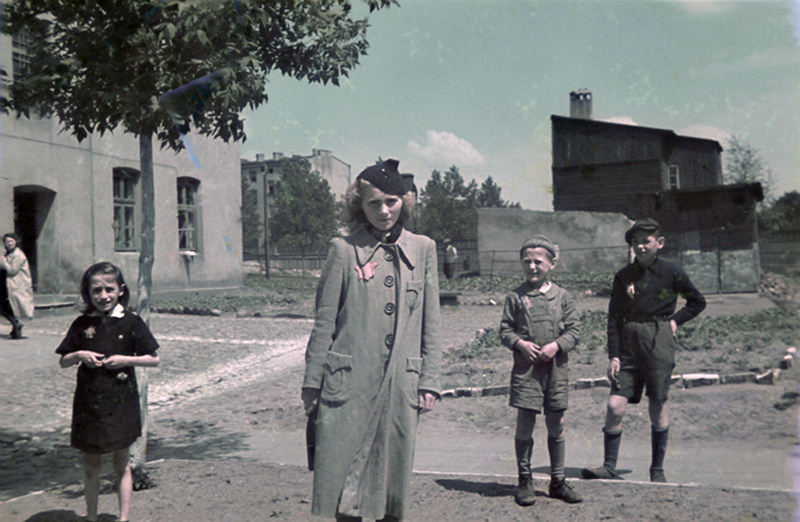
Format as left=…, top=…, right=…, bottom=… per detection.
left=2, top=0, right=394, bottom=483
left=479, top=175, right=521, bottom=209
left=240, top=180, right=262, bottom=258
left=270, top=158, right=339, bottom=254
left=759, top=191, right=800, bottom=233
left=724, top=135, right=774, bottom=202
left=418, top=167, right=520, bottom=242
left=418, top=166, right=478, bottom=242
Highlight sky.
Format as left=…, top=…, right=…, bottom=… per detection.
left=240, top=0, right=800, bottom=210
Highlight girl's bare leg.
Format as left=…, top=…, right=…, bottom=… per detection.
left=112, top=448, right=132, bottom=521
left=82, top=452, right=101, bottom=521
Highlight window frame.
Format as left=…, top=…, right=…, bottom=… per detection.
left=112, top=167, right=140, bottom=252
left=177, top=176, right=201, bottom=253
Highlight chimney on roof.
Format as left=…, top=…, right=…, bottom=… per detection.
left=569, top=89, right=592, bottom=119
left=255, top=153, right=265, bottom=162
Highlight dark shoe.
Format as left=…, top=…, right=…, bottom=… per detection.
left=514, top=475, right=536, bottom=506
left=10, top=324, right=22, bottom=339
left=549, top=478, right=583, bottom=504
left=581, top=466, right=623, bottom=480
left=650, top=467, right=667, bottom=483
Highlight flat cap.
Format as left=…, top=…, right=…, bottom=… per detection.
left=520, top=234, right=558, bottom=259
left=625, top=218, right=662, bottom=244
left=357, top=159, right=405, bottom=196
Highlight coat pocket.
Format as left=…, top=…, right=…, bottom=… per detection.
left=405, top=356, right=423, bottom=408
left=406, top=280, right=423, bottom=309
left=321, top=351, right=353, bottom=404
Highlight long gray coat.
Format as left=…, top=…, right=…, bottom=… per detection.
left=303, top=226, right=442, bottom=519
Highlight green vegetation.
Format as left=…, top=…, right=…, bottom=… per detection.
left=439, top=272, right=614, bottom=295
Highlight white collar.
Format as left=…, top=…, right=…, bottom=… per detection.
left=89, top=303, right=125, bottom=318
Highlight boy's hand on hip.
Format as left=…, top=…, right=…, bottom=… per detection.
left=607, top=357, right=620, bottom=383
left=670, top=319, right=678, bottom=339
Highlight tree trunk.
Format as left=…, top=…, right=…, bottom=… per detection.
left=131, top=132, right=155, bottom=490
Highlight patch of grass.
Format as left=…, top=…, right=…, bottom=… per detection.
left=152, top=273, right=317, bottom=313
left=439, top=272, right=614, bottom=295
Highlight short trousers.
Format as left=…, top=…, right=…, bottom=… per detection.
left=509, top=351, right=569, bottom=412
left=611, top=320, right=675, bottom=404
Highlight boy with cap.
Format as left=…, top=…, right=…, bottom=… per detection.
left=500, top=235, right=582, bottom=506
left=582, top=218, right=706, bottom=483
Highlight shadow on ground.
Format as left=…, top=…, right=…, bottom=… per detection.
left=2, top=420, right=248, bottom=502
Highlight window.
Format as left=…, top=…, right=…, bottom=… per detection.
left=668, top=165, right=680, bottom=190
left=12, top=33, right=34, bottom=82
left=113, top=168, right=139, bottom=251
left=177, top=177, right=200, bottom=251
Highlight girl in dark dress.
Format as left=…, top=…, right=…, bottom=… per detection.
left=56, top=262, right=159, bottom=522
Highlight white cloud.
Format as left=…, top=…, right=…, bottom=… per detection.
left=603, top=116, right=639, bottom=126
left=674, top=0, right=734, bottom=15
left=677, top=124, right=731, bottom=144
left=407, top=130, right=486, bottom=167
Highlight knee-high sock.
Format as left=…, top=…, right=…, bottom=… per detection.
left=548, top=435, right=565, bottom=481
left=515, top=437, right=533, bottom=478
left=602, top=428, right=622, bottom=472
left=650, top=427, right=669, bottom=472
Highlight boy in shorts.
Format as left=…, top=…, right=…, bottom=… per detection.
left=500, top=235, right=582, bottom=506
left=582, top=218, right=706, bottom=483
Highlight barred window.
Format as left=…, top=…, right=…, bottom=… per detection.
left=668, top=165, right=680, bottom=190
left=177, top=177, right=200, bottom=251
left=12, top=33, right=34, bottom=82
left=113, top=168, right=139, bottom=251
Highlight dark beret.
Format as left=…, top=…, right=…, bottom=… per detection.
left=519, top=234, right=558, bottom=259
left=357, top=159, right=405, bottom=196
left=625, top=218, right=662, bottom=244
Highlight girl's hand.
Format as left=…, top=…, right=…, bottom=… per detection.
left=79, top=351, right=105, bottom=368
left=103, top=355, right=131, bottom=369
left=301, top=387, right=320, bottom=415
left=418, top=391, right=437, bottom=413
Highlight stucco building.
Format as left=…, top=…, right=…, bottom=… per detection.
left=1, top=35, right=242, bottom=297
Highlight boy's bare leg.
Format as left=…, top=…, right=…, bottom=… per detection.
left=113, top=448, right=132, bottom=521
left=648, top=399, right=669, bottom=482
left=82, top=452, right=101, bottom=522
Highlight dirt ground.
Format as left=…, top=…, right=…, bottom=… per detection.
left=1, top=289, right=799, bottom=521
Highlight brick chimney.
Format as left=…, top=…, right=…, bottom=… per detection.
left=569, top=89, right=592, bottom=119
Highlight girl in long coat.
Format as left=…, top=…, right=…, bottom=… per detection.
left=302, top=159, right=442, bottom=521
left=1, top=233, right=33, bottom=338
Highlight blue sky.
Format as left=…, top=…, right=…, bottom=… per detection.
left=241, top=0, right=800, bottom=210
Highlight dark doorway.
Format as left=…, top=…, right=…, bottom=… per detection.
left=13, top=185, right=56, bottom=292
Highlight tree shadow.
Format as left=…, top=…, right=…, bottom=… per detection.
left=146, top=419, right=248, bottom=461
left=435, top=478, right=516, bottom=498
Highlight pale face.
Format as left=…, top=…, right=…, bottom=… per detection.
left=360, top=183, right=403, bottom=231
left=630, top=230, right=664, bottom=266
left=520, top=247, right=556, bottom=287
left=3, top=236, right=17, bottom=252
left=89, top=274, right=124, bottom=314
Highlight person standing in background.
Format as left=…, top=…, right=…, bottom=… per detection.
left=1, top=233, right=33, bottom=338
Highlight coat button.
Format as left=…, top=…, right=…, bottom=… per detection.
left=384, top=334, right=394, bottom=347
left=384, top=303, right=395, bottom=315
left=384, top=250, right=395, bottom=261
left=383, top=275, right=395, bottom=287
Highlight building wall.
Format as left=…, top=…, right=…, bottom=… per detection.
left=0, top=114, right=243, bottom=297
left=553, top=159, right=663, bottom=212
left=477, top=208, right=633, bottom=275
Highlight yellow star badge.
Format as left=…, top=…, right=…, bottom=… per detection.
left=84, top=326, right=96, bottom=339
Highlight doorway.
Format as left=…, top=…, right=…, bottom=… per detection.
left=13, top=185, right=56, bottom=292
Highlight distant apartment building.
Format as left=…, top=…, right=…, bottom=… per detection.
left=240, top=149, right=351, bottom=257
left=0, top=34, right=243, bottom=296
